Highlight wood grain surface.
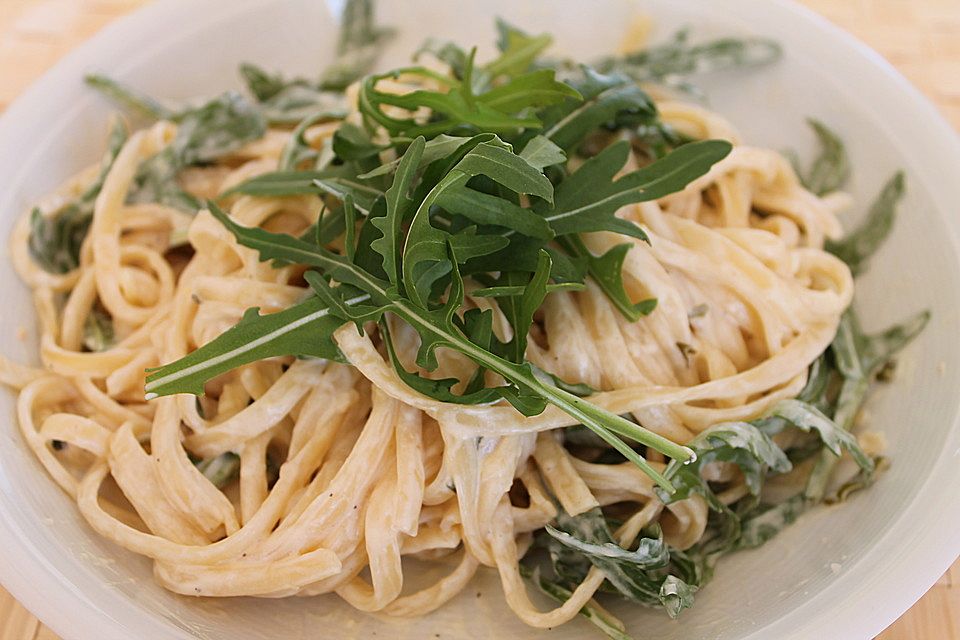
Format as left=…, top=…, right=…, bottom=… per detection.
left=0, top=1, right=957, bottom=638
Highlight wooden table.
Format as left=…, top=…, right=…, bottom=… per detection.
left=0, top=1, right=958, bottom=638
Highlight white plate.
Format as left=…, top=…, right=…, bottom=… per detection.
left=1, top=1, right=958, bottom=639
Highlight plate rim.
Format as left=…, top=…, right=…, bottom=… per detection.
left=0, top=1, right=957, bottom=639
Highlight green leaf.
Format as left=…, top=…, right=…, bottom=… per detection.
left=129, top=149, right=201, bottom=212
left=446, top=227, right=510, bottom=260
left=544, top=523, right=667, bottom=568
left=84, top=73, right=175, bottom=120
left=313, top=176, right=385, bottom=214
left=471, top=282, right=584, bottom=298
left=541, top=68, right=657, bottom=153
left=415, top=38, right=469, bottom=78
left=194, top=452, right=241, bottom=488
left=436, top=187, right=554, bottom=239
left=207, top=203, right=388, bottom=296
left=477, top=69, right=581, bottom=113
left=358, top=58, right=577, bottom=139
left=594, top=28, right=781, bottom=87
left=659, top=575, right=696, bottom=619
left=279, top=112, right=332, bottom=170
left=832, top=307, right=929, bottom=384
left=800, top=118, right=850, bottom=196
left=223, top=170, right=326, bottom=198
left=402, top=141, right=555, bottom=308
left=82, top=307, right=115, bottom=352
left=565, top=239, right=657, bottom=321
left=518, top=134, right=567, bottom=170
left=520, top=566, right=634, bottom=640
left=488, top=18, right=553, bottom=77
left=767, top=399, right=874, bottom=472
left=240, top=0, right=392, bottom=123
left=735, top=494, right=807, bottom=550
left=359, top=134, right=471, bottom=178
left=544, top=507, right=693, bottom=617
left=28, top=119, right=128, bottom=273
left=371, top=136, right=425, bottom=285
left=319, top=0, right=395, bottom=91
left=453, top=142, right=555, bottom=202
left=495, top=250, right=552, bottom=363
left=239, top=63, right=288, bottom=101
left=360, top=67, right=539, bottom=138
left=379, top=320, right=501, bottom=405
left=661, top=422, right=791, bottom=504
left=804, top=307, right=928, bottom=503
left=541, top=139, right=732, bottom=239
left=128, top=92, right=266, bottom=212
left=531, top=367, right=597, bottom=397
left=258, top=85, right=348, bottom=125
left=174, top=92, right=267, bottom=165
left=332, top=122, right=385, bottom=161
left=826, top=172, right=905, bottom=275
left=144, top=295, right=348, bottom=398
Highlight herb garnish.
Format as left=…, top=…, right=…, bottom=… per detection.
left=143, top=23, right=739, bottom=492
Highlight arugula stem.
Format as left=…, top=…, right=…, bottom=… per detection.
left=249, top=220, right=695, bottom=490
left=803, top=377, right=868, bottom=502
left=395, top=304, right=691, bottom=493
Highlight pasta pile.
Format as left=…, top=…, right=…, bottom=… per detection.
left=1, top=98, right=854, bottom=627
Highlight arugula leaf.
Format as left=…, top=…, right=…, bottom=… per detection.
left=28, top=119, right=128, bottom=273
left=279, top=112, right=332, bottom=171
left=415, top=38, right=470, bottom=78
left=85, top=73, right=175, bottom=120
left=359, top=64, right=579, bottom=139
left=520, top=565, right=633, bottom=640
left=489, top=18, right=553, bottom=78
left=238, top=63, right=289, bottom=102
left=542, top=506, right=694, bottom=618
left=234, top=0, right=390, bottom=124
left=826, top=172, right=905, bottom=275
left=145, top=295, right=349, bottom=398
left=436, top=187, right=555, bottom=239
left=494, top=250, right=553, bottom=363
left=194, top=452, right=240, bottom=488
left=402, top=140, right=554, bottom=307
left=541, top=68, right=658, bottom=153
left=594, top=28, right=781, bottom=89
left=545, top=522, right=668, bottom=569
left=801, top=307, right=928, bottom=502
left=359, top=134, right=472, bottom=178
left=256, top=84, right=348, bottom=125
left=177, top=92, right=266, bottom=164
left=126, top=91, right=266, bottom=212
left=518, top=135, right=567, bottom=170
left=223, top=170, right=328, bottom=198
left=333, top=122, right=385, bottom=161
left=661, top=422, right=791, bottom=504
left=798, top=118, right=850, bottom=196
left=82, top=307, right=115, bottom=352
left=659, top=576, right=696, bottom=619
left=540, top=139, right=732, bottom=240
left=471, top=282, right=584, bottom=298
left=767, top=399, right=873, bottom=472
left=371, top=136, right=425, bottom=285
left=313, top=176, right=385, bottom=214
left=561, top=238, right=657, bottom=321
left=319, top=0, right=396, bottom=91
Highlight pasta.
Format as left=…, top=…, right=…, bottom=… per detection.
left=0, top=8, right=924, bottom=638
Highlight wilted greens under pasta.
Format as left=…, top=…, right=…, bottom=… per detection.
left=0, top=2, right=927, bottom=638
